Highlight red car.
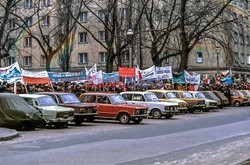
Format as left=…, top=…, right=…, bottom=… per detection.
left=79, top=93, right=148, bottom=124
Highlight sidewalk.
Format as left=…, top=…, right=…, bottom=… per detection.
left=0, top=128, right=19, bottom=141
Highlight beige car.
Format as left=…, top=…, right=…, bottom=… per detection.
left=148, top=90, right=188, bottom=113
left=168, top=90, right=205, bottom=113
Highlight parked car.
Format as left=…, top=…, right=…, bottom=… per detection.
left=230, top=90, right=248, bottom=107
left=212, top=91, right=230, bottom=107
left=19, top=94, right=74, bottom=127
left=169, top=90, right=205, bottom=113
left=121, top=91, right=178, bottom=119
left=190, top=91, right=218, bottom=112
left=202, top=91, right=223, bottom=108
left=0, top=93, right=43, bottom=130
left=148, top=90, right=188, bottom=113
left=239, top=90, right=250, bottom=105
left=79, top=93, right=148, bottom=124
left=37, top=92, right=97, bottom=125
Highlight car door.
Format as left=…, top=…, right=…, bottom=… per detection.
left=122, top=93, right=133, bottom=104
left=132, top=94, right=147, bottom=107
left=96, top=95, right=114, bottom=118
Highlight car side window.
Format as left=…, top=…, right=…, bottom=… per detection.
left=122, top=94, right=132, bottom=101
left=155, top=92, right=165, bottom=99
left=231, top=91, right=238, bottom=96
left=57, top=95, right=64, bottom=104
left=23, top=98, right=33, bottom=106
left=173, top=92, right=180, bottom=98
left=50, top=95, right=58, bottom=104
left=133, top=94, right=145, bottom=101
left=85, top=95, right=96, bottom=103
left=97, top=96, right=110, bottom=104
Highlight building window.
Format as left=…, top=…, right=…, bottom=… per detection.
left=99, top=31, right=105, bottom=42
left=240, top=34, right=244, bottom=45
left=247, top=55, right=250, bottom=65
left=24, top=37, right=32, bottom=47
left=234, top=31, right=238, bottom=44
left=23, top=56, right=32, bottom=66
left=196, top=51, right=203, bottom=63
left=79, top=12, right=88, bottom=22
left=42, top=16, right=50, bottom=26
left=99, top=52, right=106, bottom=63
left=7, top=57, right=15, bottom=66
left=41, top=0, right=51, bottom=7
left=155, top=9, right=162, bottom=21
left=24, top=0, right=32, bottom=9
left=40, top=55, right=46, bottom=66
left=78, top=53, right=88, bottom=64
left=98, top=10, right=106, bottom=21
left=42, top=35, right=49, bottom=45
left=9, top=19, right=15, bottom=28
left=121, top=50, right=130, bottom=63
left=78, top=32, right=87, bottom=43
left=121, top=8, right=128, bottom=19
left=241, top=53, right=245, bottom=64
left=246, top=35, right=250, bottom=46
left=25, top=17, right=32, bottom=26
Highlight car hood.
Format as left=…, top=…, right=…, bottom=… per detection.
left=161, top=98, right=187, bottom=104
left=114, top=103, right=148, bottom=109
left=61, top=103, right=96, bottom=108
left=39, top=106, right=74, bottom=112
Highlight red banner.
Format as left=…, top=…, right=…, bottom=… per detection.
left=118, top=67, right=135, bottom=77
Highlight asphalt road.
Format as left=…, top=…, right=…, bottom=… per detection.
left=0, top=107, right=250, bottom=165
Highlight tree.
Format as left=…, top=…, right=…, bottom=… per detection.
left=142, top=0, right=235, bottom=72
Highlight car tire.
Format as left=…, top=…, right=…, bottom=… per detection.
left=151, top=109, right=162, bottom=119
left=165, top=114, right=173, bottom=119
left=132, top=118, right=143, bottom=124
left=202, top=109, right=210, bottom=112
left=188, top=109, right=195, bottom=113
left=74, top=117, right=84, bottom=126
left=18, top=121, right=35, bottom=131
left=86, top=116, right=95, bottom=122
left=234, top=101, right=240, bottom=107
left=118, top=113, right=130, bottom=124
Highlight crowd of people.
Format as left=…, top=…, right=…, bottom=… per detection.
left=0, top=79, right=250, bottom=98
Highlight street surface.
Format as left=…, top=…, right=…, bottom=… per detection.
left=0, top=107, right=250, bottom=165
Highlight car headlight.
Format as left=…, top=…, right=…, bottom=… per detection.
left=134, top=110, right=141, bottom=115
left=79, top=108, right=86, bottom=113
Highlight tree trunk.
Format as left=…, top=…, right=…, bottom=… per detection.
left=46, top=57, right=52, bottom=71
left=106, top=48, right=114, bottom=73
left=151, top=45, right=162, bottom=66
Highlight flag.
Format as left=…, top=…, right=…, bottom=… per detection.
left=22, top=69, right=50, bottom=84
left=85, top=63, right=97, bottom=76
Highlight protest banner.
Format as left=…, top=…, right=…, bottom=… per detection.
left=118, top=67, right=135, bottom=77
left=0, top=62, right=22, bottom=83
left=184, top=71, right=201, bottom=84
left=48, top=72, right=86, bottom=82
left=22, top=69, right=50, bottom=84
left=141, top=66, right=156, bottom=80
left=103, top=72, right=119, bottom=83
left=155, top=66, right=173, bottom=80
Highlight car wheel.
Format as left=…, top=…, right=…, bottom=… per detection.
left=74, top=116, right=84, bottom=126
left=118, top=113, right=130, bottom=124
left=132, top=118, right=142, bottom=124
left=165, top=114, right=173, bottom=119
left=234, top=101, right=240, bottom=107
left=18, top=121, right=35, bottom=131
left=188, top=109, right=195, bottom=113
left=86, top=116, right=95, bottom=122
left=202, top=109, right=210, bottom=112
left=151, top=109, right=162, bottom=119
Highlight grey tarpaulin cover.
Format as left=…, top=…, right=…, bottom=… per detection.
left=0, top=93, right=42, bottom=128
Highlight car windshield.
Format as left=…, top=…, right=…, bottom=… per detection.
left=109, top=95, right=127, bottom=104
left=144, top=93, right=159, bottom=102
left=246, top=91, right=250, bottom=95
left=165, top=92, right=177, bottom=98
left=38, top=97, right=57, bottom=106
left=196, top=93, right=206, bottom=99
left=183, top=92, right=193, bottom=98
left=60, top=94, right=81, bottom=104
left=240, top=91, right=247, bottom=96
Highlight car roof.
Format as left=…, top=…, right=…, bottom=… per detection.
left=19, top=94, right=51, bottom=99
left=121, top=91, right=153, bottom=95
left=36, top=92, right=73, bottom=95
left=83, top=92, right=119, bottom=96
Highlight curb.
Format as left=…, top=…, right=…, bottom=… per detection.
left=0, top=128, right=19, bottom=141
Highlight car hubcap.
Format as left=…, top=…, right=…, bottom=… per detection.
left=153, top=111, right=160, bottom=117
left=121, top=115, right=128, bottom=123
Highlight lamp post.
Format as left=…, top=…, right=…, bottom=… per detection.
left=215, top=45, right=221, bottom=75
left=127, top=28, right=133, bottom=67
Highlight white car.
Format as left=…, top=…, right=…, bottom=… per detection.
left=121, top=91, right=178, bottom=119
left=190, top=91, right=218, bottom=111
left=19, top=94, right=74, bottom=126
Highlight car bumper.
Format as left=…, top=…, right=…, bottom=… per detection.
left=204, top=105, right=217, bottom=109
left=47, top=117, right=74, bottom=123
left=74, top=113, right=97, bottom=116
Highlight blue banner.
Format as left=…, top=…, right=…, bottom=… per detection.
left=48, top=71, right=86, bottom=82
left=173, top=72, right=186, bottom=84
left=103, top=72, right=119, bottom=83
left=0, top=62, right=22, bottom=83
left=221, top=76, right=233, bottom=85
